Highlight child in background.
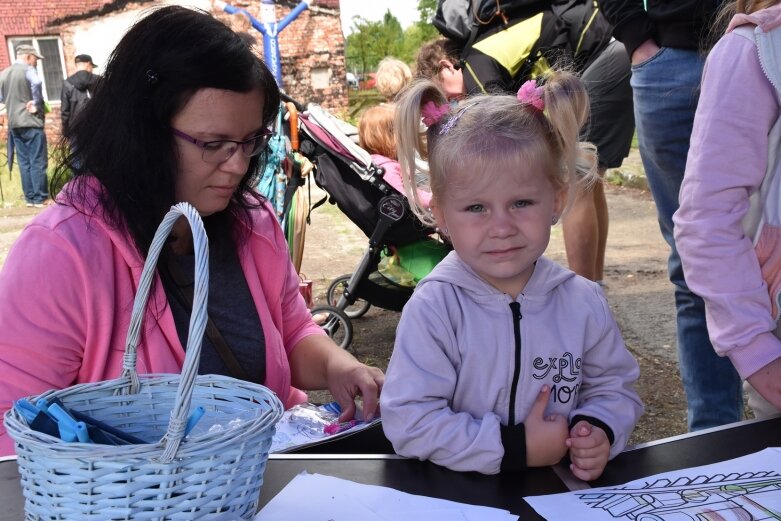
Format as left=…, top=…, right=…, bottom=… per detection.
left=358, top=104, right=431, bottom=208
left=380, top=73, right=642, bottom=480
left=375, top=57, right=413, bottom=102
left=674, top=0, right=781, bottom=415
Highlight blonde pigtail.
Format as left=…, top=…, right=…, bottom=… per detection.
left=394, top=79, right=449, bottom=227
left=540, top=71, right=599, bottom=207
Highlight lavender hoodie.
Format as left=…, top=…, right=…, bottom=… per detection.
left=674, top=5, right=781, bottom=380
left=0, top=178, right=322, bottom=455
left=380, top=253, right=642, bottom=475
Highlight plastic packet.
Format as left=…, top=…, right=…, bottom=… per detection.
left=185, top=406, right=263, bottom=438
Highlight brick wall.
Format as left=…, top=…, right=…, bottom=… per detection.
left=216, top=1, right=348, bottom=114
left=0, top=0, right=112, bottom=70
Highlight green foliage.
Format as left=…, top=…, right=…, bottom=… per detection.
left=344, top=1, right=439, bottom=75
left=345, top=12, right=404, bottom=75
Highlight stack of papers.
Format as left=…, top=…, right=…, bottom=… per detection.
left=254, top=472, right=518, bottom=520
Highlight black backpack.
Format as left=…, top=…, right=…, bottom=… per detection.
left=432, top=0, right=550, bottom=45
left=434, top=0, right=614, bottom=94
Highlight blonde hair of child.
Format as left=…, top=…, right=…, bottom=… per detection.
left=359, top=104, right=397, bottom=159
left=733, top=0, right=778, bottom=13
left=375, top=57, right=412, bottom=101
left=711, top=0, right=778, bottom=45
left=395, top=71, right=598, bottom=227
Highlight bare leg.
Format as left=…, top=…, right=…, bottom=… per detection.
left=561, top=167, right=609, bottom=281
left=594, top=169, right=609, bottom=281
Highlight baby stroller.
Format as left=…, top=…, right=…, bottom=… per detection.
left=285, top=96, right=449, bottom=350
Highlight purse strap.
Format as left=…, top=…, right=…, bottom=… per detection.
left=162, top=251, right=251, bottom=382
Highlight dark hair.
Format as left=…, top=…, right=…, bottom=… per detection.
left=53, top=5, right=280, bottom=255
left=414, top=38, right=463, bottom=81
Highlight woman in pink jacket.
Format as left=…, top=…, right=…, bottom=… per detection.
left=674, top=0, right=781, bottom=416
left=0, top=6, right=383, bottom=455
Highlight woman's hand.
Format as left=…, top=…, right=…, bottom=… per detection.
left=289, top=334, right=384, bottom=421
left=326, top=354, right=384, bottom=422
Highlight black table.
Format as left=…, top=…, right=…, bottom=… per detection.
left=1, top=415, right=779, bottom=520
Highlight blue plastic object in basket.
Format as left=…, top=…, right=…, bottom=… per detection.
left=3, top=203, right=283, bottom=520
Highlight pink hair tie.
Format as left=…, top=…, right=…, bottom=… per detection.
left=421, top=101, right=450, bottom=127
left=517, top=80, right=544, bottom=112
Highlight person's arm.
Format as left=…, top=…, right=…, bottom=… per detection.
left=0, top=224, right=91, bottom=455
left=597, top=0, right=656, bottom=59
left=568, top=286, right=643, bottom=460
left=26, top=67, right=43, bottom=110
left=288, top=334, right=383, bottom=421
left=674, top=33, right=781, bottom=398
left=380, top=294, right=503, bottom=474
left=262, top=201, right=383, bottom=420
left=61, top=82, right=72, bottom=131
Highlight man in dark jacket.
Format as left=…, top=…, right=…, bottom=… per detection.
left=597, top=0, right=741, bottom=432
left=60, top=54, right=100, bottom=137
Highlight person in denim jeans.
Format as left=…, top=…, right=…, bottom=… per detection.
left=0, top=44, right=49, bottom=207
left=598, top=0, right=743, bottom=431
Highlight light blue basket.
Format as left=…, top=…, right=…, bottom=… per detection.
left=4, top=203, right=283, bottom=520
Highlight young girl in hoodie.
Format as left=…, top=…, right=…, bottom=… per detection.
left=379, top=73, right=643, bottom=480
left=674, top=0, right=781, bottom=417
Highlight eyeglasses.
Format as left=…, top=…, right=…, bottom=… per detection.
left=171, top=127, right=273, bottom=164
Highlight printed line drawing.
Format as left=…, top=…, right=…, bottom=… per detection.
left=576, top=471, right=781, bottom=520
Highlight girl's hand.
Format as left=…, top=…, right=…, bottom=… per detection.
left=525, top=385, right=569, bottom=467
left=566, top=421, right=610, bottom=481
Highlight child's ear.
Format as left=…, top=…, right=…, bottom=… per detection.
left=553, top=187, right=567, bottom=218
left=430, top=200, right=447, bottom=231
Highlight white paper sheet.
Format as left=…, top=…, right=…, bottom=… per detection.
left=525, top=447, right=781, bottom=520
left=254, top=472, right=518, bottom=521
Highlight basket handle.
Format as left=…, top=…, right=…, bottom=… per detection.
left=121, top=202, right=209, bottom=461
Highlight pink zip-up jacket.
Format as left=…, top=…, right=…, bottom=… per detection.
left=0, top=178, right=322, bottom=455
left=674, top=5, right=781, bottom=380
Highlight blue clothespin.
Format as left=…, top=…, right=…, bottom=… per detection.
left=14, top=399, right=42, bottom=424
left=48, top=403, right=91, bottom=443
left=184, top=406, right=206, bottom=437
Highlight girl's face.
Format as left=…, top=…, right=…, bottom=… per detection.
left=431, top=163, right=565, bottom=298
left=170, top=87, right=266, bottom=216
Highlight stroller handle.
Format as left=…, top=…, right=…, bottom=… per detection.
left=280, top=91, right=305, bottom=113
left=286, top=102, right=299, bottom=151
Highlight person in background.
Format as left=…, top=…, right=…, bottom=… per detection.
left=61, top=54, right=101, bottom=137
left=674, top=0, right=781, bottom=417
left=414, top=38, right=465, bottom=102
left=374, top=57, right=412, bottom=102
left=598, top=0, right=744, bottom=431
left=358, top=103, right=431, bottom=208
left=415, top=1, right=634, bottom=284
left=0, top=44, right=49, bottom=207
left=0, top=6, right=383, bottom=456
left=381, top=74, right=642, bottom=480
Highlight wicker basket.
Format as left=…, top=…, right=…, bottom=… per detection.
left=4, top=203, right=283, bottom=520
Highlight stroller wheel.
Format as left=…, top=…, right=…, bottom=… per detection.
left=311, top=305, right=354, bottom=350
left=327, top=274, right=371, bottom=319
